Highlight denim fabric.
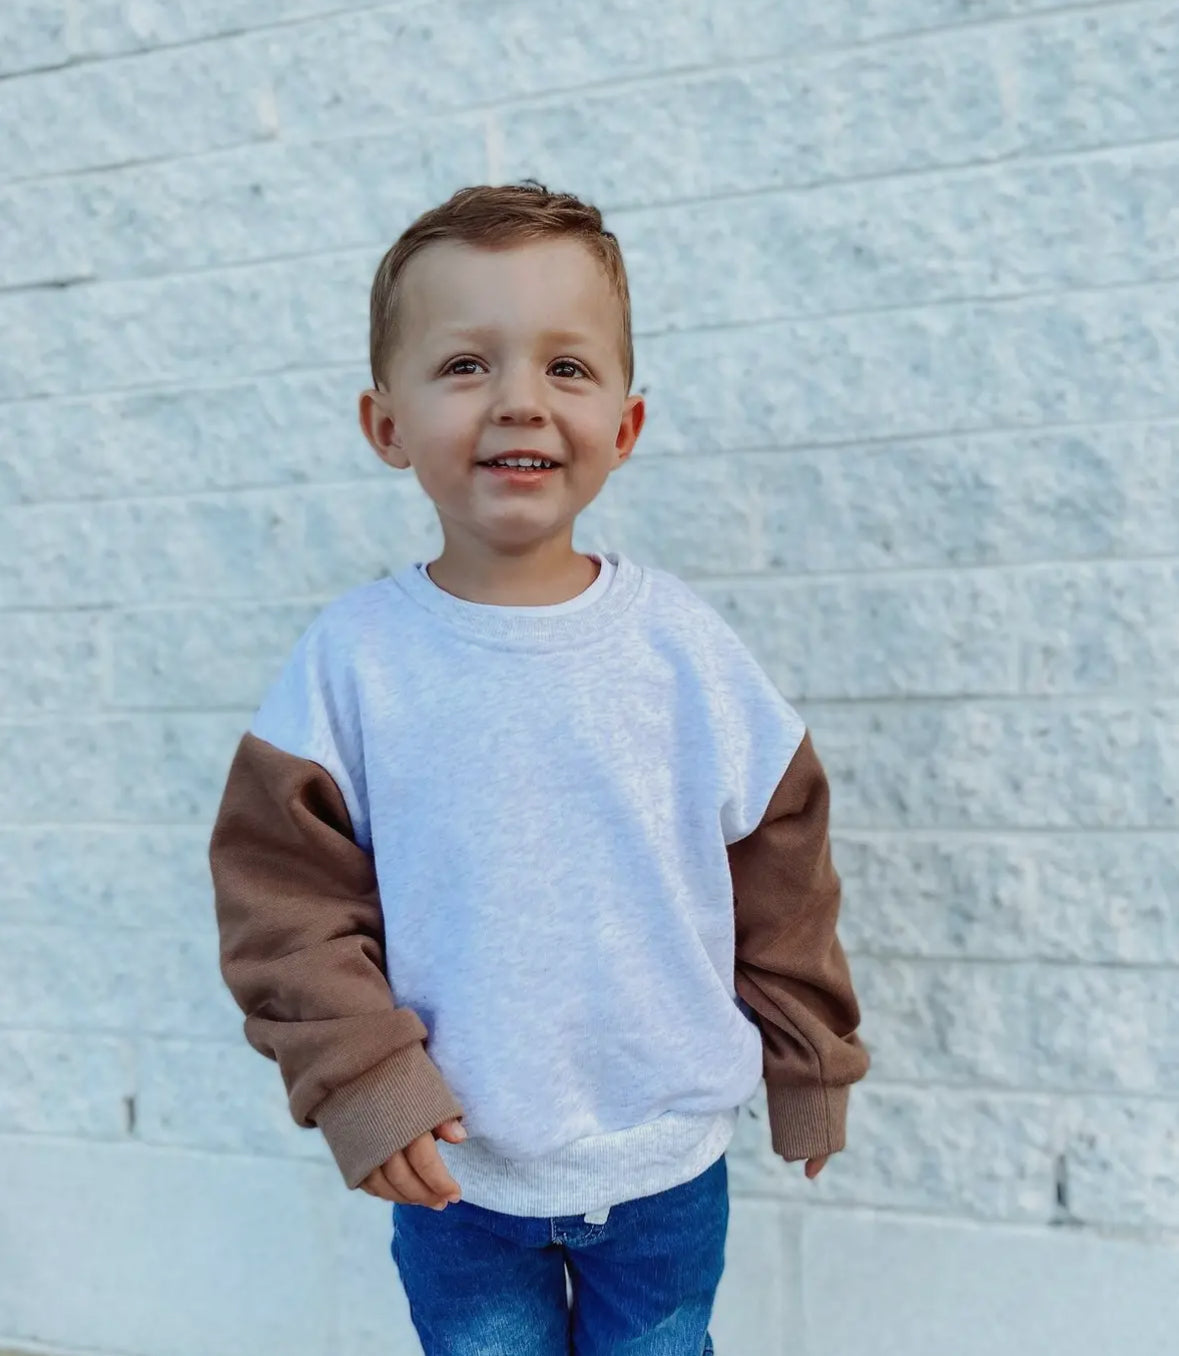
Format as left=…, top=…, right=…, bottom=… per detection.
left=391, top=1153, right=729, bottom=1355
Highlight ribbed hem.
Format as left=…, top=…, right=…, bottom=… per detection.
left=766, top=1084, right=849, bottom=1160
left=435, top=1109, right=738, bottom=1218
left=314, top=1044, right=465, bottom=1189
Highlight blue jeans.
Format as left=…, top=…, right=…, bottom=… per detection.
left=391, top=1152, right=728, bottom=1355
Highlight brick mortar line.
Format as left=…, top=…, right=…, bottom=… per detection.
left=0, top=815, right=1175, bottom=830
left=6, top=386, right=1179, bottom=450
left=852, top=1078, right=1179, bottom=1104
left=5, top=690, right=1179, bottom=720
left=1, top=546, right=1177, bottom=587
left=2, top=944, right=1176, bottom=973
left=12, top=690, right=1179, bottom=715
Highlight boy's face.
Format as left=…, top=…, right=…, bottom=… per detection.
left=359, top=237, right=644, bottom=558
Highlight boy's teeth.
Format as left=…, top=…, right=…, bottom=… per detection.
left=488, top=457, right=553, bottom=468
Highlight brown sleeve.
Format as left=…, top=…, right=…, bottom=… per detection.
left=208, top=731, right=464, bottom=1188
left=728, top=730, right=869, bottom=1161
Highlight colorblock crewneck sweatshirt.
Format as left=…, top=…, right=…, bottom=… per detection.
left=209, top=551, right=869, bottom=1217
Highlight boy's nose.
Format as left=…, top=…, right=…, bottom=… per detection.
left=491, top=376, right=548, bottom=425
left=492, top=400, right=547, bottom=425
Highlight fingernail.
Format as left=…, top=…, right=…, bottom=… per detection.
left=454, top=1125, right=467, bottom=1140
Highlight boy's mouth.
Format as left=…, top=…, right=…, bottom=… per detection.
left=477, top=456, right=560, bottom=470
left=476, top=455, right=561, bottom=485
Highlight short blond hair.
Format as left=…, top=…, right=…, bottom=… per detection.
left=369, top=181, right=634, bottom=391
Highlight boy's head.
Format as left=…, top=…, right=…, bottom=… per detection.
left=358, top=182, right=645, bottom=562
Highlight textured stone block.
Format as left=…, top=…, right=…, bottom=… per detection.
left=0, top=37, right=270, bottom=182
left=268, top=0, right=724, bottom=140
left=0, top=125, right=486, bottom=291
left=0, top=480, right=435, bottom=608
left=0, top=925, right=142, bottom=1031
left=620, top=429, right=1172, bottom=573
left=0, top=370, right=375, bottom=506
left=73, top=0, right=355, bottom=56
left=1020, top=563, right=1179, bottom=693
left=0, top=875, right=225, bottom=1045
left=853, top=958, right=1033, bottom=1088
left=0, top=251, right=369, bottom=400
left=110, top=600, right=320, bottom=708
left=105, top=712, right=249, bottom=823
left=1029, top=969, right=1177, bottom=1095
left=709, top=0, right=1067, bottom=53
left=632, top=287, right=1179, bottom=458
left=598, top=453, right=765, bottom=576
left=0, top=825, right=219, bottom=931
left=1009, top=4, right=1179, bottom=154
left=500, top=34, right=1011, bottom=208
left=0, top=712, right=244, bottom=825
left=0, top=1030, right=133, bottom=1136
left=0, top=175, right=92, bottom=291
left=0, top=610, right=106, bottom=714
left=694, top=571, right=1018, bottom=699
left=135, top=930, right=245, bottom=1040
left=835, top=832, right=1179, bottom=965
left=0, top=719, right=119, bottom=821
left=854, top=959, right=1179, bottom=1096
left=0, top=0, right=69, bottom=76
left=807, top=699, right=1157, bottom=830
left=619, top=144, right=1179, bottom=334
left=136, top=1038, right=330, bottom=1159
left=1061, top=1097, right=1179, bottom=1229
left=730, top=1082, right=1059, bottom=1222
left=501, top=5, right=1179, bottom=207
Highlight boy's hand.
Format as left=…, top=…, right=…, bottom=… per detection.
left=360, top=1118, right=467, bottom=1209
left=804, top=1155, right=829, bottom=1179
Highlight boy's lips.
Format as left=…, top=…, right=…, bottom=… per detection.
left=477, top=464, right=560, bottom=487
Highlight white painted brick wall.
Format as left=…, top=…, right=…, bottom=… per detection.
left=1, top=2, right=1176, bottom=1354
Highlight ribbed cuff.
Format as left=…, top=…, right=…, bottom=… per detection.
left=314, top=1043, right=465, bottom=1189
left=765, top=1083, right=849, bottom=1161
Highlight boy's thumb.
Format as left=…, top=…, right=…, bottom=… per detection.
left=435, top=1119, right=467, bottom=1142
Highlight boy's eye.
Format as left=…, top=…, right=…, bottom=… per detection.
left=550, top=358, right=588, bottom=379
left=443, top=357, right=484, bottom=376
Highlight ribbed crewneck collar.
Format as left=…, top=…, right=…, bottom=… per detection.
left=389, top=550, right=645, bottom=651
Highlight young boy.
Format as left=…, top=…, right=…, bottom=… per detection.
left=209, top=182, right=869, bottom=1355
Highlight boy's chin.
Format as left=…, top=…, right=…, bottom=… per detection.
left=443, top=516, right=580, bottom=556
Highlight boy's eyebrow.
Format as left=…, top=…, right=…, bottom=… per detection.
left=435, top=325, right=599, bottom=346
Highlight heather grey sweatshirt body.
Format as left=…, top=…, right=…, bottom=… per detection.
left=249, top=551, right=807, bottom=1216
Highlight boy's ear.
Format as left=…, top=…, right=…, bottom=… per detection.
left=358, top=388, right=410, bottom=469
left=613, top=392, right=646, bottom=466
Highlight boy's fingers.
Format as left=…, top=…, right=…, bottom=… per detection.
left=360, top=1168, right=396, bottom=1201
left=404, top=1134, right=461, bottom=1201
left=380, top=1152, right=438, bottom=1205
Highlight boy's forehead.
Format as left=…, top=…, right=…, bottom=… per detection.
left=398, top=237, right=620, bottom=337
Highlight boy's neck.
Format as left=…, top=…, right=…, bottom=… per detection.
left=424, top=538, right=602, bottom=607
